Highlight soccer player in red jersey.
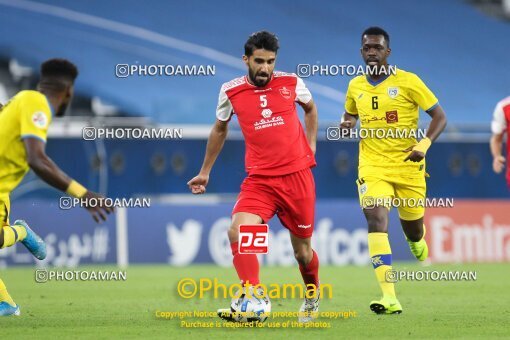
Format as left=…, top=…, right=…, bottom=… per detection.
left=187, top=31, right=319, bottom=323
left=490, top=96, right=510, bottom=189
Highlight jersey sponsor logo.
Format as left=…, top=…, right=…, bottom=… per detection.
left=279, top=86, right=292, bottom=100
left=254, top=116, right=285, bottom=130
left=387, top=87, right=399, bottom=98
left=32, top=111, right=48, bottom=129
left=360, top=115, right=386, bottom=124
left=385, top=111, right=398, bottom=123
left=261, top=108, right=273, bottom=118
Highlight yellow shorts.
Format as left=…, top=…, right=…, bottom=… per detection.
left=0, top=195, right=10, bottom=226
left=356, top=173, right=427, bottom=221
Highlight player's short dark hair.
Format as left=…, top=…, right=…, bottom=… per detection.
left=361, top=27, right=390, bottom=48
left=244, top=31, right=279, bottom=56
left=40, top=58, right=79, bottom=83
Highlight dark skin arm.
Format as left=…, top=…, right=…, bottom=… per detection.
left=24, top=138, right=113, bottom=222
left=340, top=112, right=359, bottom=130
left=24, top=138, right=72, bottom=191
left=403, top=104, right=447, bottom=162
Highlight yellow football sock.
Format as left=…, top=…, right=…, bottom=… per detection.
left=0, top=225, right=27, bottom=248
left=368, top=232, right=396, bottom=299
left=0, top=279, right=16, bottom=306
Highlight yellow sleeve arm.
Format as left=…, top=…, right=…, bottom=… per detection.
left=344, top=83, right=358, bottom=115
left=407, top=74, right=438, bottom=112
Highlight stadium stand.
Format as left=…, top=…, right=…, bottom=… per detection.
left=0, top=0, right=508, bottom=200
left=0, top=0, right=509, bottom=124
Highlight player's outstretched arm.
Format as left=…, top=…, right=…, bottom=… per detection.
left=187, top=119, right=229, bottom=194
left=490, top=132, right=506, bottom=173
left=424, top=105, right=447, bottom=142
left=24, top=138, right=113, bottom=222
left=299, top=99, right=318, bottom=154
left=404, top=104, right=447, bottom=162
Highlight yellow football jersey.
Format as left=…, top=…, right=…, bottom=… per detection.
left=0, top=90, right=53, bottom=196
left=344, top=68, right=438, bottom=177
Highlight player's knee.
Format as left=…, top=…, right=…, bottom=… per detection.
left=400, top=216, right=424, bottom=241
left=227, top=224, right=240, bottom=243
left=294, top=247, right=312, bottom=266
left=366, top=214, right=387, bottom=233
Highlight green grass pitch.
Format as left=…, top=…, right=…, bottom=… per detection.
left=1, top=263, right=508, bottom=339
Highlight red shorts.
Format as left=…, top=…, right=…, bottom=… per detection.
left=232, top=167, right=316, bottom=238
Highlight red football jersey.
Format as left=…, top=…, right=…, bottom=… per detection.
left=491, top=96, right=510, bottom=187
left=216, top=71, right=316, bottom=176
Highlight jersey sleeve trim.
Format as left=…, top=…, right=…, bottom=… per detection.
left=345, top=111, right=358, bottom=116
left=425, top=102, right=439, bottom=113
left=20, top=134, right=46, bottom=143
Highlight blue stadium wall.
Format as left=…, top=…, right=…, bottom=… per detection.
left=12, top=138, right=509, bottom=200
left=2, top=138, right=508, bottom=267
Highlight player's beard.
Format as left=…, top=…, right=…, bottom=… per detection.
left=248, top=69, right=271, bottom=87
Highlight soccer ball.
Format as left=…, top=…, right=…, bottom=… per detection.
left=231, top=288, right=271, bottom=323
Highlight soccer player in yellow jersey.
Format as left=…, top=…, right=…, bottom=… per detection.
left=341, top=27, right=447, bottom=314
left=0, top=59, right=113, bottom=316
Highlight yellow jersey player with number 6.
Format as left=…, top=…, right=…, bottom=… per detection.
left=340, top=27, right=447, bottom=314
